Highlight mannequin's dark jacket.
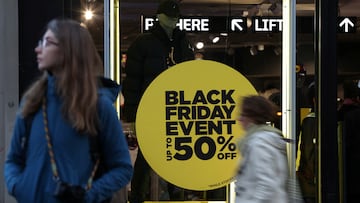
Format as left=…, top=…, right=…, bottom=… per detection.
left=297, top=112, right=316, bottom=199
left=122, top=22, right=194, bottom=122
left=338, top=102, right=360, bottom=202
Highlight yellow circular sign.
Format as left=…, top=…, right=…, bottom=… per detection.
left=136, top=60, right=257, bottom=190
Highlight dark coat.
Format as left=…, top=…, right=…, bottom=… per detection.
left=297, top=112, right=316, bottom=198
left=341, top=106, right=360, bottom=201
left=122, top=22, right=194, bottom=122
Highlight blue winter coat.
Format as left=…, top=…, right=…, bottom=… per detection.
left=4, top=75, right=133, bottom=203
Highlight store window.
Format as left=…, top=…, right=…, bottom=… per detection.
left=116, top=0, right=360, bottom=202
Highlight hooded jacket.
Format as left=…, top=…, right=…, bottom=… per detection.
left=5, top=75, right=133, bottom=203
left=235, top=124, right=288, bottom=203
left=122, top=21, right=194, bottom=122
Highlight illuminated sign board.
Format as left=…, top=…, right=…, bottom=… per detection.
left=252, top=17, right=283, bottom=32
left=142, top=16, right=247, bottom=33
left=142, top=16, right=356, bottom=34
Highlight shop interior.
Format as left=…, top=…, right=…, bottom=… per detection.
left=76, top=0, right=360, bottom=93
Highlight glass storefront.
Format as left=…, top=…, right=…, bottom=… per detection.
left=16, top=0, right=360, bottom=202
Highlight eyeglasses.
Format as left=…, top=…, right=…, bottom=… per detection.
left=38, top=38, right=59, bottom=49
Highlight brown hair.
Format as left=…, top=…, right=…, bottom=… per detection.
left=21, top=18, right=103, bottom=136
left=241, top=95, right=278, bottom=124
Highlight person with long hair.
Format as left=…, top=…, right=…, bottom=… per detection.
left=4, top=18, right=133, bottom=203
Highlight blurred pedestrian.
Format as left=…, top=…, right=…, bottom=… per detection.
left=235, top=95, right=288, bottom=203
left=4, top=18, right=133, bottom=203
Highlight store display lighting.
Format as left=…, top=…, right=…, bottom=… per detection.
left=209, top=35, right=220, bottom=44
left=212, top=36, right=220, bottom=43
left=242, top=10, right=249, bottom=17
left=258, top=44, right=264, bottom=51
left=84, top=9, right=94, bottom=20
left=196, top=41, right=204, bottom=50
left=247, top=18, right=252, bottom=28
left=250, top=46, right=257, bottom=56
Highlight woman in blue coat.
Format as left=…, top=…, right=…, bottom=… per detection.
left=4, top=18, right=133, bottom=203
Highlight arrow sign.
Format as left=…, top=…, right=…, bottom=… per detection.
left=339, top=18, right=354, bottom=32
left=142, top=16, right=355, bottom=34
left=231, top=19, right=244, bottom=31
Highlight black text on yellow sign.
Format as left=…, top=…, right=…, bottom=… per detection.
left=136, top=60, right=257, bottom=190
left=165, top=90, right=237, bottom=161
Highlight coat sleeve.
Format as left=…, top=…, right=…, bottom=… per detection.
left=4, top=114, right=27, bottom=196
left=180, top=34, right=195, bottom=62
left=122, top=37, right=146, bottom=122
left=85, top=97, right=133, bottom=202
